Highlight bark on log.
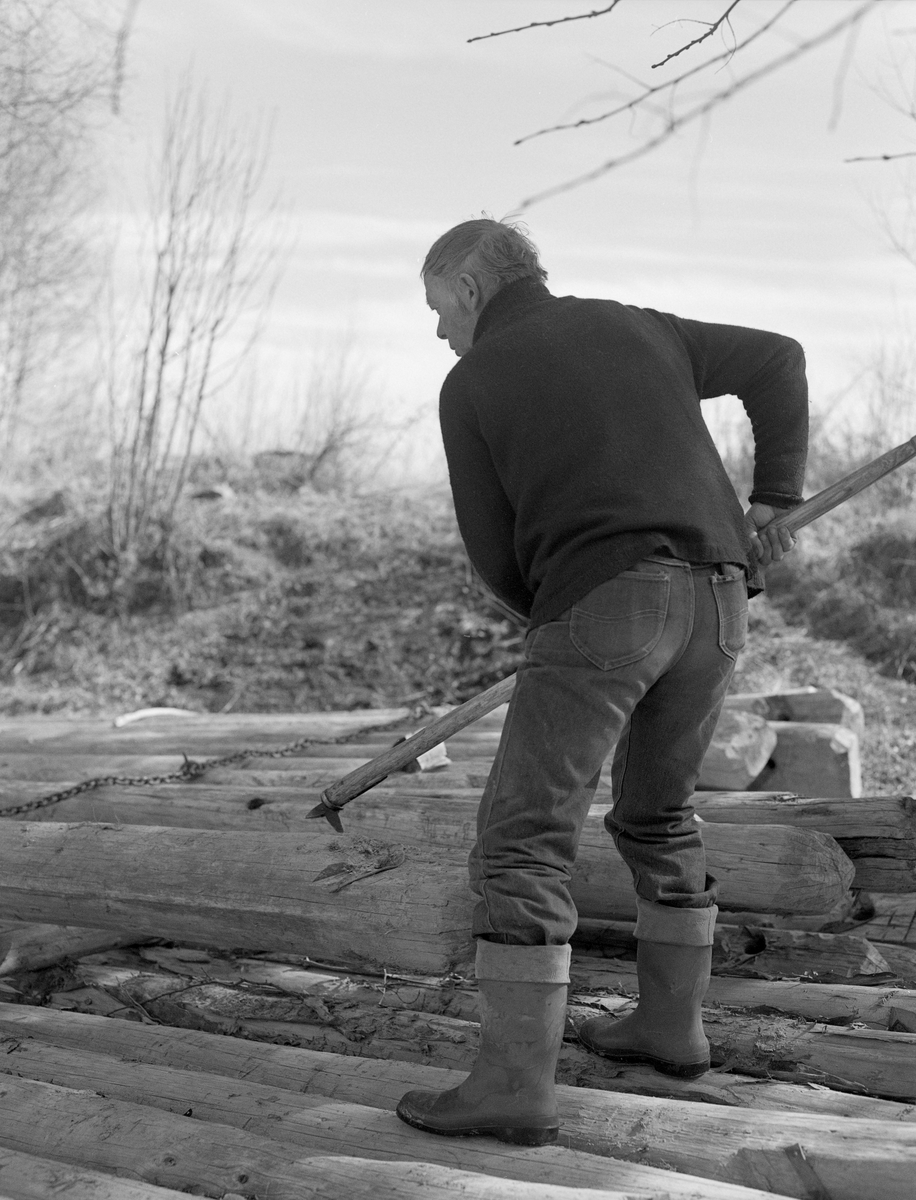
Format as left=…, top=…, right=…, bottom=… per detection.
left=0, top=1073, right=791, bottom=1200
left=751, top=722, right=862, bottom=797
left=32, top=947, right=916, bottom=1102
left=55, top=941, right=916, bottom=1028
left=572, top=919, right=893, bottom=981
left=0, top=1149, right=194, bottom=1200
left=5, top=787, right=855, bottom=919
left=693, top=793, right=916, bottom=892
left=2, top=1005, right=916, bottom=1199
left=0, top=823, right=476, bottom=975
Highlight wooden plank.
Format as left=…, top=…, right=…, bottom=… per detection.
left=2, top=789, right=856, bottom=917
left=0, top=1149, right=195, bottom=1200
left=0, top=823, right=476, bottom=975
left=3, top=1008, right=915, bottom=1199
left=0, top=1073, right=793, bottom=1200
left=851, top=893, right=916, bottom=945
left=4, top=999, right=911, bottom=1123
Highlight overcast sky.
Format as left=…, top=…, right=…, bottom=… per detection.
left=108, top=0, right=916, bottom=480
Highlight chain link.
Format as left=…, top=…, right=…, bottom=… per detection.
left=0, top=705, right=430, bottom=818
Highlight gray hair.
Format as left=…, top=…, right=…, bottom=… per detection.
left=421, top=218, right=547, bottom=295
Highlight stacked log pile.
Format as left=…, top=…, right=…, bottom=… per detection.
left=0, top=689, right=914, bottom=1200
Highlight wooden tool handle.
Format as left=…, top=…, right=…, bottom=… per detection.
left=768, top=435, right=916, bottom=535
left=319, top=673, right=517, bottom=811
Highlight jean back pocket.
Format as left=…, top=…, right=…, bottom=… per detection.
left=570, top=571, right=669, bottom=670
left=711, top=570, right=748, bottom=661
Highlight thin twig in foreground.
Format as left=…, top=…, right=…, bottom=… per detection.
left=651, top=1, right=743, bottom=70
left=468, top=2, right=621, bottom=44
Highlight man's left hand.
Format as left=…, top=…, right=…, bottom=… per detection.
left=745, top=502, right=798, bottom=568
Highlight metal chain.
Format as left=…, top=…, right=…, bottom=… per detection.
left=0, top=705, right=430, bottom=818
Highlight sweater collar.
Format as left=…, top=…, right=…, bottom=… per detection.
left=472, top=277, right=554, bottom=346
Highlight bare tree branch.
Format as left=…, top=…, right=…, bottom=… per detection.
left=106, top=76, right=280, bottom=580
left=467, top=2, right=622, bottom=45
left=0, top=1, right=121, bottom=447
left=650, top=1, right=742, bottom=70
left=846, top=150, right=916, bottom=162
left=513, top=1, right=798, bottom=146
left=517, top=0, right=877, bottom=208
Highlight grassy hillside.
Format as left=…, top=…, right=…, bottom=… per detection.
left=0, top=463, right=914, bottom=796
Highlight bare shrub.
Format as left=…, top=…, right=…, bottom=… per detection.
left=104, top=76, right=278, bottom=607
left=0, top=0, right=121, bottom=461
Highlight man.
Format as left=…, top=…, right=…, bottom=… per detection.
left=396, top=218, right=806, bottom=1147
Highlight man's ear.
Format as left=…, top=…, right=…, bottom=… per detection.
left=455, top=272, right=483, bottom=312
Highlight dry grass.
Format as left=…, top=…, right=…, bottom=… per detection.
left=0, top=460, right=914, bottom=796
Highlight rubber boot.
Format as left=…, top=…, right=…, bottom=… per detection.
left=396, top=944, right=568, bottom=1146
left=578, top=940, right=712, bottom=1078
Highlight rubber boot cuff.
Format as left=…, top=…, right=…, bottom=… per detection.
left=475, top=940, right=571, bottom=983
left=634, top=899, right=718, bottom=947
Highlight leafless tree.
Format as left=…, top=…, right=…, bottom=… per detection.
left=0, top=0, right=122, bottom=449
left=469, top=0, right=879, bottom=206
left=106, top=77, right=278, bottom=582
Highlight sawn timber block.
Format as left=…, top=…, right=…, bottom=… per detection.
left=750, top=721, right=862, bottom=798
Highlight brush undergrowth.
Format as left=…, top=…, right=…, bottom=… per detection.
left=0, top=452, right=915, bottom=794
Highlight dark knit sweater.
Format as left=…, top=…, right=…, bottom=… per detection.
left=439, top=278, right=808, bottom=627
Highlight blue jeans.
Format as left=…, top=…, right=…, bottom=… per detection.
left=470, top=556, right=748, bottom=946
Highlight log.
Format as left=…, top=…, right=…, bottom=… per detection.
left=573, top=919, right=893, bottom=980
left=34, top=951, right=916, bottom=1101
left=75, top=954, right=484, bottom=1021
left=0, top=708, right=411, bottom=746
left=5, top=999, right=913, bottom=1125
left=62, top=940, right=916, bottom=1027
left=576, top=808, right=854, bottom=918
left=569, top=957, right=916, bottom=1026
left=0, top=922, right=146, bottom=977
left=693, top=709, right=776, bottom=791
left=0, top=823, right=475, bottom=975
left=0, top=1073, right=791, bottom=1200
left=575, top=1006, right=916, bottom=1102
left=692, top=793, right=916, bottom=892
left=724, top=687, right=865, bottom=740
left=0, top=1149, right=194, bottom=1200
left=0, top=1147, right=660, bottom=1200
left=3, top=1005, right=916, bottom=1198
left=67, top=949, right=916, bottom=1030
left=5, top=787, right=856, bottom=918
left=70, top=942, right=916, bottom=1028
left=751, top=722, right=862, bottom=797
